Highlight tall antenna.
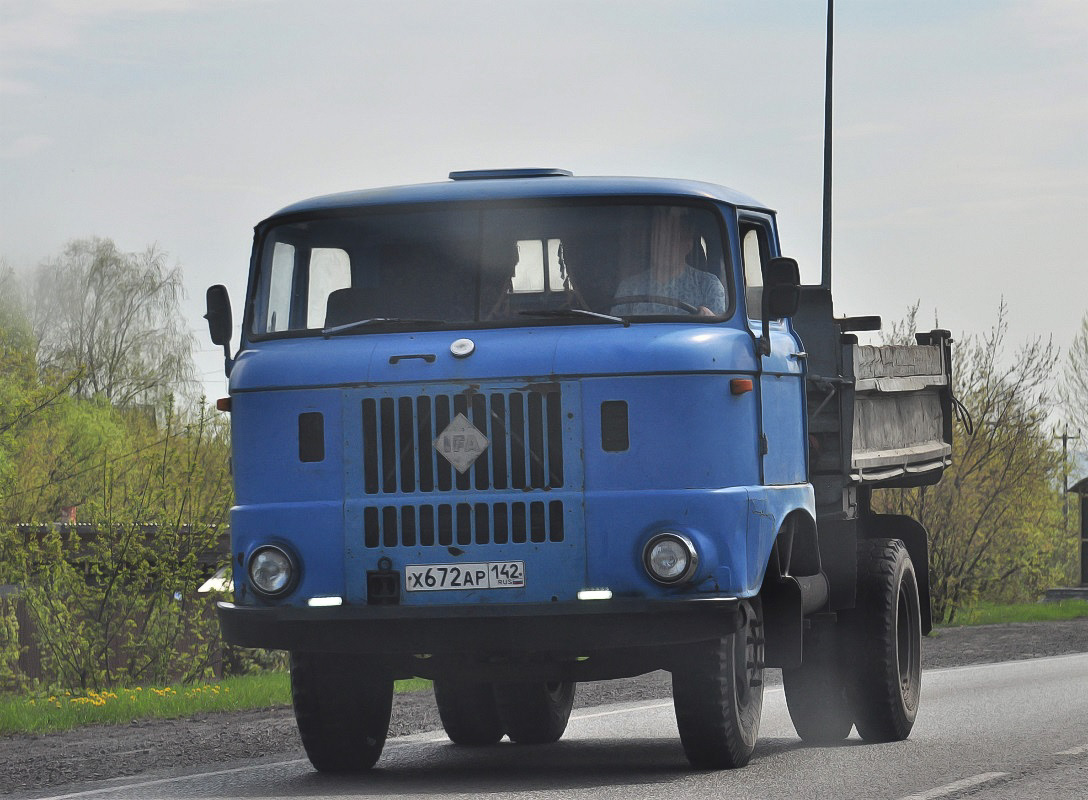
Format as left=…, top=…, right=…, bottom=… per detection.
left=820, top=0, right=834, bottom=289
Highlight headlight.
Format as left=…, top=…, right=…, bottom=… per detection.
left=643, top=533, right=699, bottom=585
left=248, top=545, right=297, bottom=597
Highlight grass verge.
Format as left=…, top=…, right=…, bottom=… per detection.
left=939, top=598, right=1088, bottom=628
left=0, top=673, right=431, bottom=736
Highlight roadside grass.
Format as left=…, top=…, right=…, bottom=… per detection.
left=938, top=598, right=1088, bottom=628
left=0, top=673, right=431, bottom=736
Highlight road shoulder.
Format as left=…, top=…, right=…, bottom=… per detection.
left=2, top=617, right=1086, bottom=795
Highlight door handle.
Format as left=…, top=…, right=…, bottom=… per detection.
left=789, top=352, right=808, bottom=360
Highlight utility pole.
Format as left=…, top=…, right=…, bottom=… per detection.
left=820, top=0, right=834, bottom=290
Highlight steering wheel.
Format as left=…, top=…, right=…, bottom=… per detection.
left=611, top=295, right=701, bottom=314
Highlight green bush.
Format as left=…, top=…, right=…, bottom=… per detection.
left=0, top=406, right=232, bottom=691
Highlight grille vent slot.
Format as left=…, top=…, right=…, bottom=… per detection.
left=364, top=501, right=565, bottom=548
left=362, top=389, right=564, bottom=494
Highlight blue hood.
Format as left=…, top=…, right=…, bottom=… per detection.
left=229, top=324, right=760, bottom=392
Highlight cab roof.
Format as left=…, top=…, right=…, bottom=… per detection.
left=265, top=171, right=772, bottom=222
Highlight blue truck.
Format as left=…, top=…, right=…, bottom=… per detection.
left=207, top=168, right=953, bottom=771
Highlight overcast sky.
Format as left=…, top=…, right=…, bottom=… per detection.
left=1, top=0, right=1085, bottom=402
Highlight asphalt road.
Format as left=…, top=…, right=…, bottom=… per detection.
left=14, top=653, right=1088, bottom=800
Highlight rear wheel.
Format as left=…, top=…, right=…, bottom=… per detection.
left=671, top=597, right=764, bottom=769
left=783, top=621, right=854, bottom=743
left=493, top=681, right=576, bottom=744
left=290, top=652, right=394, bottom=772
left=848, top=538, right=922, bottom=742
left=433, top=679, right=505, bottom=745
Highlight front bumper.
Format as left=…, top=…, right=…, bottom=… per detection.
left=217, top=597, right=741, bottom=655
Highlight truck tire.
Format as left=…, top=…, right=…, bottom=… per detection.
left=671, top=597, right=764, bottom=769
left=433, top=679, right=505, bottom=745
left=290, top=651, right=394, bottom=772
left=493, top=680, right=576, bottom=744
left=847, top=538, right=922, bottom=742
left=783, top=622, right=854, bottom=743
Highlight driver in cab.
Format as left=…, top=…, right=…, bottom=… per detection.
left=611, top=207, right=726, bottom=317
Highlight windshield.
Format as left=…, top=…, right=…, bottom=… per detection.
left=249, top=202, right=730, bottom=335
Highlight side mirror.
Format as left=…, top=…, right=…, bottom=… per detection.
left=757, top=257, right=801, bottom=357
left=205, top=285, right=233, bottom=346
left=762, top=257, right=801, bottom=320
left=204, top=285, right=234, bottom=376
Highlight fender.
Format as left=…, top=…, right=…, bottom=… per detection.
left=863, top=513, right=933, bottom=635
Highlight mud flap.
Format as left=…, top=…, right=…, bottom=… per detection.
left=761, top=576, right=802, bottom=669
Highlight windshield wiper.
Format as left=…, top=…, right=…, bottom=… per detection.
left=517, top=308, right=630, bottom=327
left=322, top=317, right=445, bottom=337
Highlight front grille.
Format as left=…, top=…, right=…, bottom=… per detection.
left=362, top=388, right=564, bottom=494
left=364, top=501, right=565, bottom=548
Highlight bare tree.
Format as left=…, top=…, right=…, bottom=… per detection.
left=875, top=303, right=1069, bottom=621
left=30, top=238, right=196, bottom=409
left=1060, top=314, right=1088, bottom=442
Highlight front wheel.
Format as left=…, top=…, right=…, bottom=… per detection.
left=290, top=652, right=394, bottom=772
left=433, top=679, right=505, bottom=745
left=493, top=681, right=576, bottom=744
left=847, top=538, right=923, bottom=742
left=671, top=597, right=764, bottom=769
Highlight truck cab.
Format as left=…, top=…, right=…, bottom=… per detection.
left=209, top=169, right=952, bottom=771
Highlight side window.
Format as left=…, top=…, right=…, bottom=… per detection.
left=265, top=242, right=296, bottom=332
left=741, top=223, right=770, bottom=321
left=306, top=248, right=351, bottom=328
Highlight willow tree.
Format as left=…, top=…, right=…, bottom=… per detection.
left=30, top=238, right=196, bottom=410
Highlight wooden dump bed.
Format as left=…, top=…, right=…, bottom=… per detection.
left=848, top=340, right=952, bottom=485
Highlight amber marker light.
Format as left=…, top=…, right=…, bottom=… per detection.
left=216, top=397, right=232, bottom=412
left=730, top=379, right=754, bottom=395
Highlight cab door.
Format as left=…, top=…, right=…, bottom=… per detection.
left=739, top=214, right=807, bottom=486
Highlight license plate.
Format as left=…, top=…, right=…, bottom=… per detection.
left=405, top=561, right=525, bottom=591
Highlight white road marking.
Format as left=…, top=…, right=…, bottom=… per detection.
left=570, top=700, right=673, bottom=721
left=923, top=651, right=1088, bottom=674
left=29, top=759, right=309, bottom=800
left=1054, top=743, right=1088, bottom=756
left=897, top=772, right=1008, bottom=800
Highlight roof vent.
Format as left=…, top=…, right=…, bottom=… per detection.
left=448, top=168, right=573, bottom=181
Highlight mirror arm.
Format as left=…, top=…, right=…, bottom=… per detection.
left=756, top=283, right=775, bottom=356
left=220, top=343, right=235, bottom=378
left=757, top=315, right=771, bottom=357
